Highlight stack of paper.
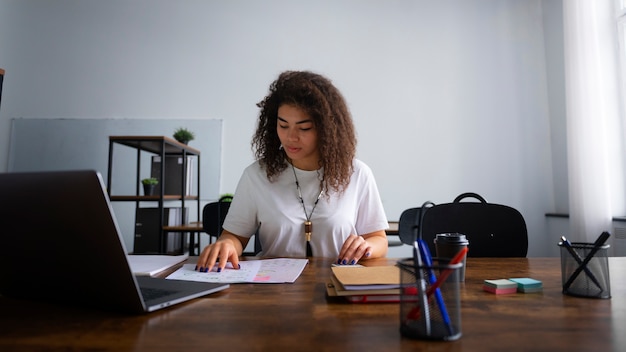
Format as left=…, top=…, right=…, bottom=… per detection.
left=128, top=254, right=189, bottom=276
left=509, top=277, right=543, bottom=293
left=326, top=265, right=401, bottom=303
left=483, top=279, right=518, bottom=294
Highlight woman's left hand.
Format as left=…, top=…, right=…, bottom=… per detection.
left=337, top=230, right=388, bottom=265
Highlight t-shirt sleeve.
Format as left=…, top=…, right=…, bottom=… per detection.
left=222, top=166, right=259, bottom=239
left=354, top=161, right=389, bottom=235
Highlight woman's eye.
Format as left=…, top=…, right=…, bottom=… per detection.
left=300, top=127, right=312, bottom=131
left=278, top=125, right=288, bottom=129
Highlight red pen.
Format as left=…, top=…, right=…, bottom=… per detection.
left=405, top=247, right=468, bottom=321
left=426, top=247, right=469, bottom=296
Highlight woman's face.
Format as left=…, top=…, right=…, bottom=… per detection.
left=277, top=104, right=320, bottom=170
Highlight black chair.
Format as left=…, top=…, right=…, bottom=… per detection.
left=202, top=195, right=233, bottom=243
left=398, top=201, right=435, bottom=246
left=420, top=193, right=528, bottom=257
left=202, top=195, right=261, bottom=255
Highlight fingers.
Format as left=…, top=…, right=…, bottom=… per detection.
left=197, top=244, right=216, bottom=272
left=228, top=254, right=241, bottom=272
left=337, top=234, right=371, bottom=265
left=196, top=241, right=241, bottom=273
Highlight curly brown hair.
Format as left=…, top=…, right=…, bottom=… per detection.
left=253, top=71, right=357, bottom=194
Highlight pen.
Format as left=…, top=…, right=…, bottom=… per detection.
left=425, top=246, right=468, bottom=297
left=413, top=240, right=431, bottom=335
left=560, top=235, right=603, bottom=291
left=418, top=239, right=453, bottom=335
left=562, top=232, right=611, bottom=292
left=405, top=246, right=468, bottom=323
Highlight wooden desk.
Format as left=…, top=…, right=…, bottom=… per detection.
left=2, top=257, right=624, bottom=351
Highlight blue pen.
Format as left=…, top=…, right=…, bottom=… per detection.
left=418, top=239, right=454, bottom=335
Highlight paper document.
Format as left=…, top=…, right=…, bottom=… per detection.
left=128, top=254, right=189, bottom=276
left=166, top=258, right=309, bottom=284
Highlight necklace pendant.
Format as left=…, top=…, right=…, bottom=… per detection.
left=304, top=221, right=312, bottom=241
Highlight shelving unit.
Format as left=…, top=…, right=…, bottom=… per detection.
left=107, top=136, right=200, bottom=255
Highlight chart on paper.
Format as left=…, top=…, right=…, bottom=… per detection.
left=166, top=258, right=309, bottom=283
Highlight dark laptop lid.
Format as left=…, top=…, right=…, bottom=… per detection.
left=0, top=170, right=227, bottom=313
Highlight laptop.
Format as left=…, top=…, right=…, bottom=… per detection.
left=0, top=170, right=229, bottom=313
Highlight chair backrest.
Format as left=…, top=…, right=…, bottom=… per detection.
left=398, top=201, right=435, bottom=246
left=202, top=195, right=261, bottom=255
left=420, top=193, right=528, bottom=257
left=202, top=195, right=232, bottom=238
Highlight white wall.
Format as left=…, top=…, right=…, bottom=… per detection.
left=0, top=0, right=565, bottom=257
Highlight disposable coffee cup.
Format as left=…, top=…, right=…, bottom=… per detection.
left=434, top=233, right=469, bottom=282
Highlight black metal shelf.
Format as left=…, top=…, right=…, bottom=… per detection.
left=107, top=136, right=201, bottom=255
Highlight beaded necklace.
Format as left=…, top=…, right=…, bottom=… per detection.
left=291, top=164, right=324, bottom=256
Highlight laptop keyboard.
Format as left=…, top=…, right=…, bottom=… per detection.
left=141, top=287, right=178, bottom=301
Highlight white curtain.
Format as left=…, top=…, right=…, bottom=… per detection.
left=563, top=0, right=623, bottom=242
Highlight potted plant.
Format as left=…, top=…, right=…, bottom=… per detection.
left=219, top=193, right=234, bottom=202
left=173, top=127, right=195, bottom=145
left=141, top=177, right=158, bottom=196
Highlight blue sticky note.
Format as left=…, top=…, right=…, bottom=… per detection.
left=509, top=277, right=542, bottom=288
left=509, top=278, right=543, bottom=293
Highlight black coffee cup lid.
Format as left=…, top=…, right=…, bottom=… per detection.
left=435, top=233, right=469, bottom=244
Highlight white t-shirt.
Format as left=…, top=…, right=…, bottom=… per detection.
left=223, top=159, right=388, bottom=258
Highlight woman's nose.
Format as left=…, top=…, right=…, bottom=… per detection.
left=287, top=128, right=298, bottom=141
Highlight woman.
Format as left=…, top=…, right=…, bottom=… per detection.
left=196, top=70, right=388, bottom=272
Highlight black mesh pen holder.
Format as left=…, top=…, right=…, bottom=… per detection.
left=559, top=242, right=611, bottom=299
left=397, top=258, right=463, bottom=341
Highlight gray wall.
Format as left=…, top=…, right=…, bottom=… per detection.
left=7, top=118, right=222, bottom=251
left=0, top=0, right=567, bottom=257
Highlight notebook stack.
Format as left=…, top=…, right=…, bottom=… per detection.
left=326, top=265, right=401, bottom=303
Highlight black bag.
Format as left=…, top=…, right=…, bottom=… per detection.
left=420, top=193, right=528, bottom=257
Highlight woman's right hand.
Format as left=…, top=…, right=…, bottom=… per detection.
left=195, top=232, right=246, bottom=273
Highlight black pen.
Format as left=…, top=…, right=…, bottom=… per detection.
left=562, top=232, right=611, bottom=292
left=560, top=236, right=603, bottom=291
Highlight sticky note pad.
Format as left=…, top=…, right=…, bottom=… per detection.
left=484, top=279, right=517, bottom=289
left=483, top=286, right=517, bottom=294
left=509, top=278, right=543, bottom=293
left=483, top=279, right=518, bottom=294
